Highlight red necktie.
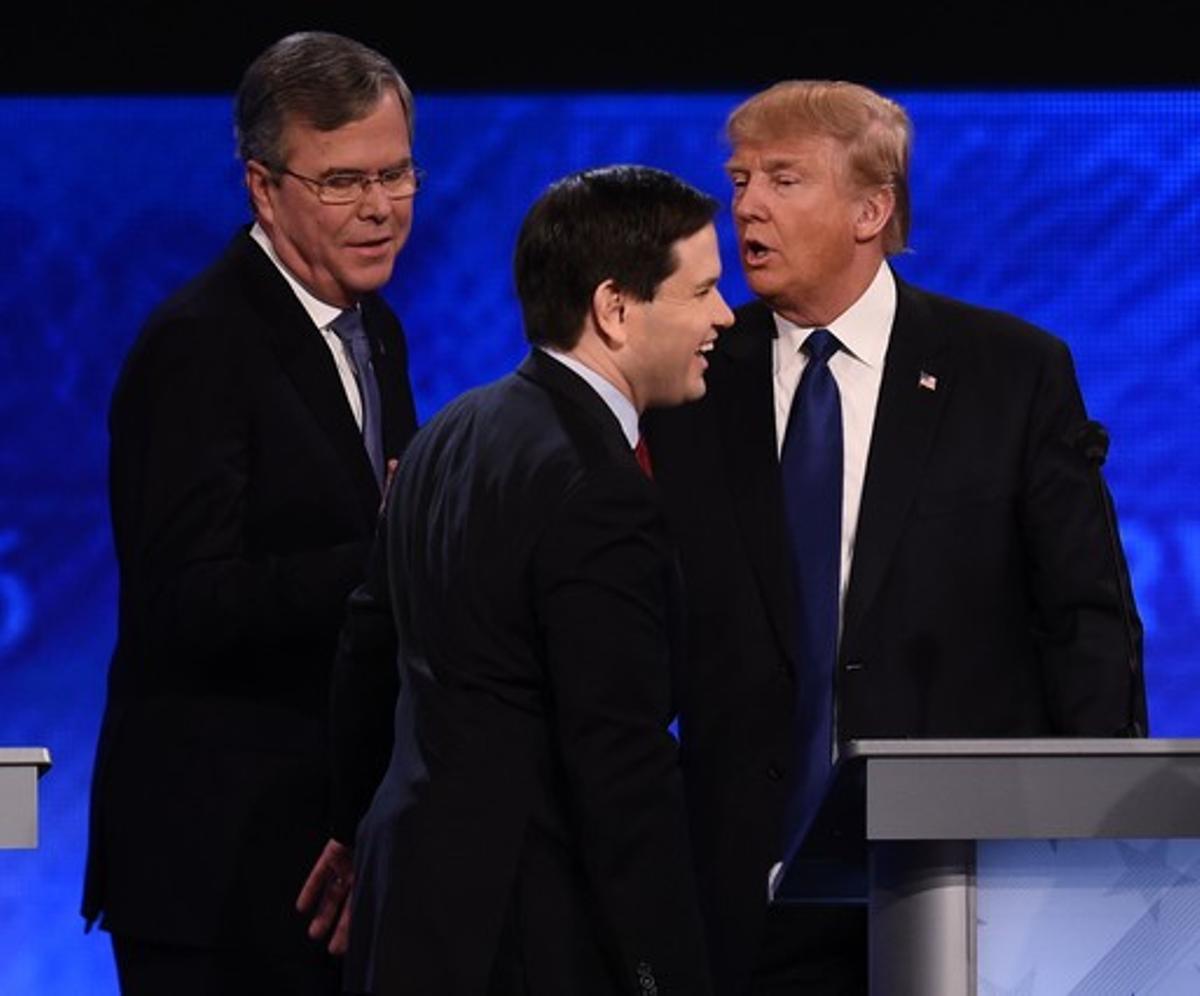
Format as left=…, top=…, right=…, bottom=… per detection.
left=634, top=435, right=654, bottom=480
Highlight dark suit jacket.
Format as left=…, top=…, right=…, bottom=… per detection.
left=646, top=277, right=1147, bottom=995
left=337, top=350, right=712, bottom=996
left=82, top=228, right=418, bottom=954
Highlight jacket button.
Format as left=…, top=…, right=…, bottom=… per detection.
left=845, top=658, right=865, bottom=672
left=767, top=764, right=783, bottom=781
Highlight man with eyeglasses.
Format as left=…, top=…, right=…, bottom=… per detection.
left=82, top=32, right=419, bottom=996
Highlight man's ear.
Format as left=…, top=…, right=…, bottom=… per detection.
left=245, top=161, right=276, bottom=226
left=590, top=279, right=629, bottom=346
left=854, top=184, right=896, bottom=244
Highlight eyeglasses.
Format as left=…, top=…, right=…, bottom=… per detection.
left=272, top=164, right=424, bottom=204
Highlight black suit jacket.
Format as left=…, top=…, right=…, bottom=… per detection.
left=337, top=350, right=712, bottom=996
left=82, top=229, right=418, bottom=953
left=646, top=277, right=1146, bottom=995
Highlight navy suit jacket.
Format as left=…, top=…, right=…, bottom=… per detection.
left=646, top=276, right=1147, bottom=995
left=336, top=350, right=712, bottom=996
left=83, top=229, right=418, bottom=952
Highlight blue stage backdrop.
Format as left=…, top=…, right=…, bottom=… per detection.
left=1, top=91, right=1197, bottom=993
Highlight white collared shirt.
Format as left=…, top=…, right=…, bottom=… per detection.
left=772, top=261, right=897, bottom=616
left=249, top=223, right=365, bottom=428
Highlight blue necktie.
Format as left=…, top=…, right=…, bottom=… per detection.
left=780, top=327, right=842, bottom=843
left=330, top=308, right=385, bottom=487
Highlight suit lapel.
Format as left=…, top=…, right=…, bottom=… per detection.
left=715, top=304, right=797, bottom=662
left=842, top=279, right=953, bottom=636
left=229, top=231, right=381, bottom=521
left=518, top=349, right=635, bottom=467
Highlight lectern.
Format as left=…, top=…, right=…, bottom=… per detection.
left=776, top=739, right=1200, bottom=995
left=0, top=747, right=51, bottom=848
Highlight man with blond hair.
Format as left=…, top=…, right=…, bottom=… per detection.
left=648, top=80, right=1145, bottom=994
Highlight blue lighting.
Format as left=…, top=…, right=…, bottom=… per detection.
left=2, top=90, right=1198, bottom=993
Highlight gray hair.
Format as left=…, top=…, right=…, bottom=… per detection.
left=234, top=31, right=413, bottom=168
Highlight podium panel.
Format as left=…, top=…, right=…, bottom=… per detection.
left=979, top=838, right=1200, bottom=995
left=777, top=739, right=1200, bottom=996
left=0, top=748, right=51, bottom=848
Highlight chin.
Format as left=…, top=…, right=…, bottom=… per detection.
left=743, top=275, right=779, bottom=303
left=350, top=265, right=397, bottom=296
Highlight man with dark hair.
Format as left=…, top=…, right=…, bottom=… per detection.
left=82, top=31, right=419, bottom=995
left=334, top=164, right=732, bottom=995
left=647, top=80, right=1146, bottom=994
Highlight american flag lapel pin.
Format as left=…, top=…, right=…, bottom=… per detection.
left=918, top=370, right=937, bottom=391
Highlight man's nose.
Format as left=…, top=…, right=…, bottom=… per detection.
left=358, top=178, right=391, bottom=219
left=712, top=288, right=735, bottom=329
left=732, top=176, right=769, bottom=223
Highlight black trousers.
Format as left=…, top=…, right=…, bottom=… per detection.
left=750, top=904, right=868, bottom=996
left=111, top=933, right=341, bottom=996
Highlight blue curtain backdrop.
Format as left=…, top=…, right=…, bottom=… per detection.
left=1, top=91, right=1197, bottom=993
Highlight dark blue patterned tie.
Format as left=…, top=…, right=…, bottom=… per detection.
left=780, top=327, right=842, bottom=843
left=330, top=308, right=385, bottom=487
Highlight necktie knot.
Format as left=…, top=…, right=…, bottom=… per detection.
left=330, top=308, right=368, bottom=349
left=802, top=327, right=840, bottom=366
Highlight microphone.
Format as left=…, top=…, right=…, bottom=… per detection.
left=1064, top=419, right=1145, bottom=737
left=1066, top=419, right=1109, bottom=467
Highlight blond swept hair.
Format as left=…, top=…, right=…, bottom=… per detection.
left=727, top=80, right=912, bottom=254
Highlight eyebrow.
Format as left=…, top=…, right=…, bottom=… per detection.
left=318, top=157, right=413, bottom=178
left=724, top=156, right=808, bottom=174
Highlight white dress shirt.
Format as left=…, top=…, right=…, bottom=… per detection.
left=249, top=223, right=365, bottom=428
left=772, top=261, right=897, bottom=618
